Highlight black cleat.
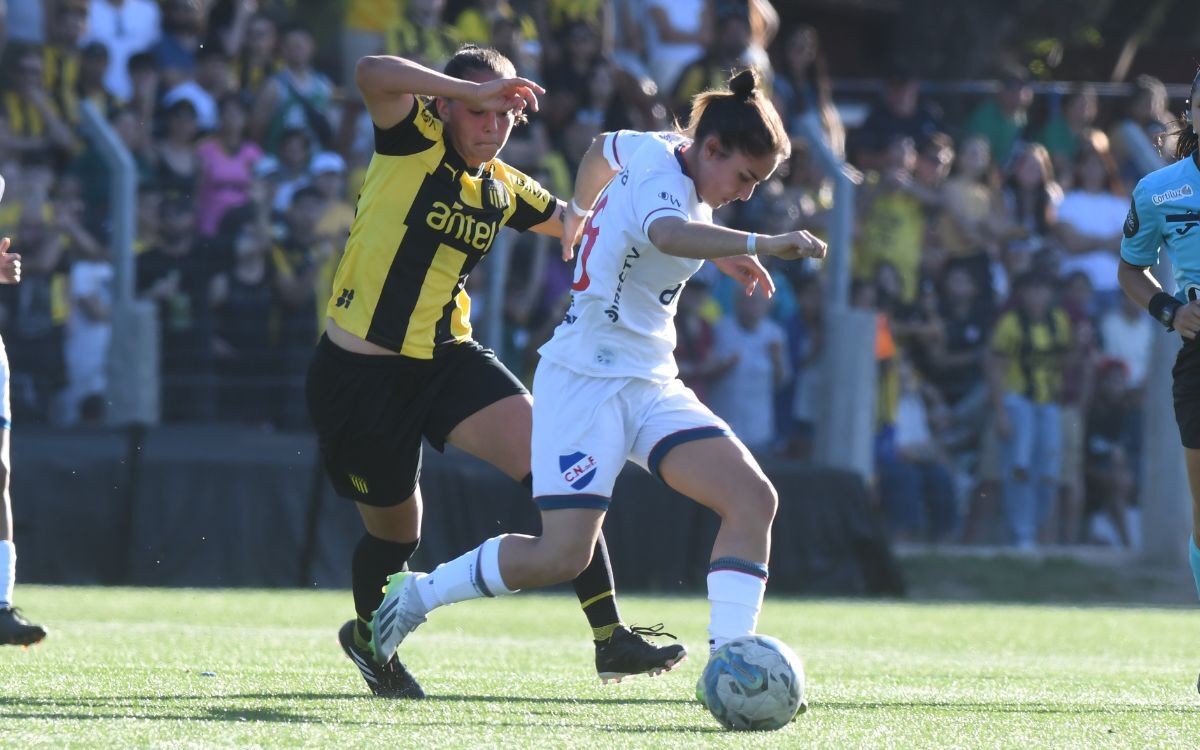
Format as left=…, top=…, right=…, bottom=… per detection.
left=338, top=620, right=425, bottom=699
left=596, top=623, right=688, bottom=684
left=0, top=606, right=46, bottom=647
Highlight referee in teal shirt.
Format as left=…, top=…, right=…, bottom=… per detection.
left=1118, top=68, right=1200, bottom=695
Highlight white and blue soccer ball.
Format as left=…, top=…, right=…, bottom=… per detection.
left=699, top=634, right=806, bottom=731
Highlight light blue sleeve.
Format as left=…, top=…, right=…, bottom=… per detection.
left=1119, top=180, right=1162, bottom=267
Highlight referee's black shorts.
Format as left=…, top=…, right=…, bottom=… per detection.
left=306, top=334, right=528, bottom=506
left=1173, top=336, right=1200, bottom=449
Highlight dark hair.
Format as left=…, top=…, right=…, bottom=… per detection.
left=127, top=51, right=156, bottom=73
left=681, top=69, right=790, bottom=161
left=444, top=44, right=517, bottom=81
left=291, top=185, right=323, bottom=205
left=1174, top=68, right=1200, bottom=161
left=441, top=45, right=525, bottom=124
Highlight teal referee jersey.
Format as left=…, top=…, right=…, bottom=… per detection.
left=1121, top=154, right=1200, bottom=299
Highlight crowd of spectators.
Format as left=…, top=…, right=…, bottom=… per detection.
left=0, top=0, right=1175, bottom=550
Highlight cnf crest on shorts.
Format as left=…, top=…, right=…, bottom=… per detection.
left=559, top=451, right=598, bottom=490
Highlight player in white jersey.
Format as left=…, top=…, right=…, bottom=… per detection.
left=368, top=70, right=825, bottom=685
left=0, top=174, right=46, bottom=647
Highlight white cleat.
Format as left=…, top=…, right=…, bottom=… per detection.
left=370, top=571, right=428, bottom=664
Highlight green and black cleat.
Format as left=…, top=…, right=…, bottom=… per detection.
left=338, top=620, right=424, bottom=699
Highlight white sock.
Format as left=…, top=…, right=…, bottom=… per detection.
left=707, top=561, right=767, bottom=654
left=0, top=540, right=14, bottom=609
left=415, top=535, right=517, bottom=615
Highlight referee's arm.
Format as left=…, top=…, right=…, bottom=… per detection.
left=1119, top=259, right=1200, bottom=338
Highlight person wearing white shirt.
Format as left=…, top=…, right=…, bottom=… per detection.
left=367, top=70, right=829, bottom=676
left=82, top=0, right=162, bottom=101
left=1099, top=293, right=1154, bottom=389
left=707, top=291, right=787, bottom=452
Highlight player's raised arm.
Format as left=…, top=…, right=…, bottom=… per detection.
left=555, top=132, right=622, bottom=258
left=355, top=52, right=544, bottom=131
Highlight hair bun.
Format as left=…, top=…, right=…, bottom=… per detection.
left=728, top=69, right=758, bottom=101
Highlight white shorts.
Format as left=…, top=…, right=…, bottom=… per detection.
left=531, top=359, right=731, bottom=511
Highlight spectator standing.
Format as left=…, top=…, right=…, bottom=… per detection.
left=674, top=276, right=727, bottom=405
left=876, top=355, right=958, bottom=542
left=6, top=189, right=67, bottom=423
left=1108, top=74, right=1174, bottom=185
left=41, top=0, right=90, bottom=126
left=229, top=12, right=279, bottom=103
left=1084, top=358, right=1139, bottom=547
left=251, top=23, right=334, bottom=154
left=75, top=43, right=122, bottom=122
left=1000, top=142, right=1061, bottom=259
left=1054, top=131, right=1129, bottom=310
left=1037, top=86, right=1098, bottom=188
left=1099, top=292, right=1153, bottom=392
left=195, top=93, right=263, bottom=238
left=849, top=69, right=941, bottom=172
left=707, top=290, right=788, bottom=453
left=137, top=196, right=214, bottom=421
left=387, top=0, right=458, bottom=72
left=162, top=45, right=236, bottom=133
left=854, top=135, right=924, bottom=306
left=965, top=69, right=1032, bottom=169
left=772, top=24, right=843, bottom=157
left=0, top=43, right=80, bottom=167
left=270, top=186, right=333, bottom=428
left=936, top=135, right=1007, bottom=304
left=152, top=0, right=206, bottom=91
left=82, top=0, right=161, bottom=102
left=669, top=4, right=754, bottom=121
left=63, top=249, right=112, bottom=425
left=210, top=207, right=276, bottom=425
left=153, top=98, right=200, bottom=202
left=988, top=272, right=1071, bottom=549
left=644, top=0, right=711, bottom=97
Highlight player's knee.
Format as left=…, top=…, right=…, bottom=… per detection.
left=546, top=538, right=594, bottom=582
left=743, top=477, right=778, bottom=530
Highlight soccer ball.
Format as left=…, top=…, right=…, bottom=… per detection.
left=699, top=634, right=806, bottom=731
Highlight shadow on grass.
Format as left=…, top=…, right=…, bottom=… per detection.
left=0, top=692, right=695, bottom=707
left=819, top=700, right=1196, bottom=716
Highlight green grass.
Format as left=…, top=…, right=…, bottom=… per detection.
left=0, top=586, right=1196, bottom=748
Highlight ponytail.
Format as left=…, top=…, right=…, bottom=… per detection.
left=1175, top=120, right=1198, bottom=161
left=681, top=68, right=790, bottom=161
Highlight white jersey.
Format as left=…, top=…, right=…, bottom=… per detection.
left=539, top=130, right=710, bottom=382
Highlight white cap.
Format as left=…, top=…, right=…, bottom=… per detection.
left=310, top=151, right=346, bottom=176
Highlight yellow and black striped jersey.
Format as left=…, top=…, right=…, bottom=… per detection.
left=327, top=96, right=556, bottom=358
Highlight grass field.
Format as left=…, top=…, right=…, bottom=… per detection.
left=0, top=586, right=1196, bottom=748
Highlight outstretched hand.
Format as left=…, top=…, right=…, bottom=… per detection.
left=468, top=76, right=545, bottom=115
left=0, top=238, right=21, bottom=285
left=762, top=230, right=827, bottom=261
left=711, top=255, right=775, bottom=298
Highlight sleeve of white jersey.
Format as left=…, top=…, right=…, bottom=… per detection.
left=632, top=170, right=692, bottom=243
left=602, top=130, right=652, bottom=171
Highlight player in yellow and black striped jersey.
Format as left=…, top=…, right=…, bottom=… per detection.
left=325, top=94, right=554, bottom=358
left=307, top=45, right=682, bottom=699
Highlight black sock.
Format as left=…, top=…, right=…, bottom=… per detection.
left=573, top=531, right=623, bottom=641
left=352, top=533, right=419, bottom=645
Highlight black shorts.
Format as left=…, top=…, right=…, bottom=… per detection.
left=306, top=334, right=527, bottom=506
left=1173, top=336, right=1200, bottom=449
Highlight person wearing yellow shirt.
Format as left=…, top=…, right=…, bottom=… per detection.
left=987, top=271, right=1071, bottom=550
